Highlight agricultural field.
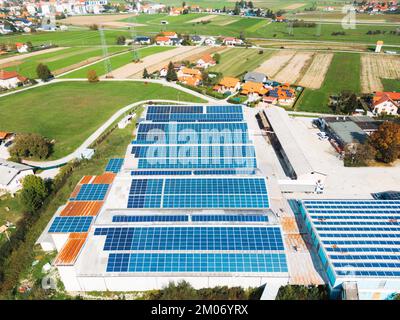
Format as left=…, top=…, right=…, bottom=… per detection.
left=1, top=46, right=127, bottom=78
left=382, top=78, right=400, bottom=92
left=296, top=52, right=361, bottom=113
left=360, top=54, right=400, bottom=93
left=298, top=53, right=333, bottom=89
left=273, top=51, right=314, bottom=84
left=0, top=29, right=132, bottom=47
left=61, top=45, right=173, bottom=78
left=0, top=81, right=204, bottom=159
left=288, top=11, right=400, bottom=23
left=209, top=47, right=274, bottom=77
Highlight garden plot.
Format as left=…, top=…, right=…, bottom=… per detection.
left=298, top=53, right=333, bottom=89
left=186, top=15, right=218, bottom=23
left=360, top=54, right=400, bottom=93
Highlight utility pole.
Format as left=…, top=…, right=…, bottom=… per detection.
left=130, top=0, right=140, bottom=62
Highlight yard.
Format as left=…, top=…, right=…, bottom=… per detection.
left=295, top=52, right=361, bottom=113
left=382, top=78, right=400, bottom=91
left=209, top=47, right=274, bottom=77
left=0, top=81, right=205, bottom=159
left=61, top=45, right=173, bottom=78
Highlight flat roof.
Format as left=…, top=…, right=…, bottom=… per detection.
left=327, top=121, right=367, bottom=145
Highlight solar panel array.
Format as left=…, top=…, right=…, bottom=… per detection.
left=105, top=158, right=124, bottom=173
left=126, top=178, right=269, bottom=209
left=70, top=184, right=109, bottom=201
left=93, top=105, right=287, bottom=275
left=301, top=199, right=400, bottom=280
left=49, top=216, right=93, bottom=233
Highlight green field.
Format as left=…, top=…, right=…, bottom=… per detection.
left=128, top=13, right=400, bottom=45
left=61, top=45, right=173, bottom=78
left=296, top=52, right=361, bottom=113
left=209, top=47, right=273, bottom=77
left=0, top=29, right=131, bottom=47
left=382, top=78, right=400, bottom=92
left=2, top=46, right=127, bottom=78
left=0, top=81, right=205, bottom=159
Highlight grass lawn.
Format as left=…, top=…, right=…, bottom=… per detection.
left=209, top=48, right=273, bottom=77
left=296, top=52, right=361, bottom=113
left=61, top=45, right=173, bottom=78
left=0, top=81, right=205, bottom=159
left=382, top=78, right=400, bottom=92
left=3, top=46, right=126, bottom=79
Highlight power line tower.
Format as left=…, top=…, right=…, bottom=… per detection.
left=315, top=1, right=322, bottom=37
left=287, top=20, right=293, bottom=36
left=130, top=0, right=140, bottom=63
left=99, top=25, right=113, bottom=77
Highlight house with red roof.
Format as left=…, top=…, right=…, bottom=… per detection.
left=222, top=37, right=243, bottom=46
left=155, top=36, right=172, bottom=46
left=196, top=54, right=216, bottom=69
left=0, top=70, right=28, bottom=89
left=372, top=92, right=399, bottom=115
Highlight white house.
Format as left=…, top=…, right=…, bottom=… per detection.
left=203, top=37, right=216, bottom=46
left=372, top=94, right=399, bottom=115
left=222, top=37, right=243, bottom=46
left=0, top=70, right=27, bottom=89
left=16, top=43, right=29, bottom=53
left=196, top=54, right=216, bottom=69
left=0, top=159, right=34, bottom=194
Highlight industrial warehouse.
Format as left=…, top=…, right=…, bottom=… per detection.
left=36, top=104, right=400, bottom=300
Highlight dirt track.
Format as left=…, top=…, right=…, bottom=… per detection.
left=108, top=46, right=211, bottom=79
left=361, top=54, right=400, bottom=92
left=298, top=53, right=333, bottom=89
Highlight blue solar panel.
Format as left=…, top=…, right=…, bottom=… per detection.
left=95, top=226, right=283, bottom=251
left=112, top=215, right=188, bottom=222
left=192, top=215, right=268, bottom=222
left=105, top=158, right=124, bottom=173
left=49, top=216, right=93, bottom=233
left=106, top=253, right=288, bottom=273
left=73, top=184, right=109, bottom=201
left=138, top=157, right=257, bottom=169
left=301, top=199, right=400, bottom=281
left=130, top=169, right=256, bottom=176
left=146, top=113, right=243, bottom=122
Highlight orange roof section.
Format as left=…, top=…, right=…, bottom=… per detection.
left=241, top=81, right=267, bottom=95
left=162, top=31, right=177, bottom=36
left=219, top=77, right=240, bottom=88
left=70, top=184, right=82, bottom=199
left=155, top=36, right=170, bottom=42
left=181, top=67, right=201, bottom=76
left=92, top=172, right=116, bottom=184
left=374, top=91, right=400, bottom=101
left=199, top=54, right=215, bottom=63
left=60, top=201, right=104, bottom=217
left=0, top=70, right=20, bottom=80
left=0, top=131, right=11, bottom=140
left=54, top=233, right=88, bottom=266
left=79, top=175, right=94, bottom=184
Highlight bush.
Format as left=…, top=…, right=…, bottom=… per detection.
left=19, top=175, right=48, bottom=213
left=89, top=24, right=98, bottom=31
left=276, top=285, right=329, bottom=300
left=36, top=63, right=53, bottom=81
left=87, top=69, right=99, bottom=83
left=116, top=35, right=126, bottom=45
left=9, top=133, right=51, bottom=159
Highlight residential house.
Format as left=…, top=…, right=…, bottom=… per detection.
left=170, top=37, right=182, bottom=46
left=243, top=71, right=267, bottom=83
left=214, top=77, right=241, bottom=94
left=222, top=37, right=244, bottom=46
left=0, top=132, right=12, bottom=144
left=374, top=91, right=400, bottom=105
left=0, top=158, right=34, bottom=194
left=155, top=36, right=172, bottom=46
left=159, top=62, right=185, bottom=77
left=275, top=16, right=286, bottom=22
left=267, top=84, right=296, bottom=105
left=196, top=54, right=216, bottom=69
left=169, top=7, right=184, bottom=15
left=16, top=42, right=29, bottom=53
left=203, top=37, right=217, bottom=46
left=191, top=35, right=203, bottom=45
left=372, top=93, right=399, bottom=115
left=161, top=31, right=178, bottom=38
left=134, top=36, right=151, bottom=45
left=241, top=81, right=268, bottom=102
left=0, top=70, right=28, bottom=89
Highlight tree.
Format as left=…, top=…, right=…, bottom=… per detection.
left=89, top=24, right=98, bottom=30
left=182, top=1, right=186, bottom=7
left=26, top=41, right=33, bottom=51
left=158, top=281, right=198, bottom=300
left=9, top=133, right=51, bottom=159
left=213, top=53, right=221, bottom=64
left=116, top=35, right=126, bottom=45
left=369, top=121, right=400, bottom=163
left=87, top=69, right=99, bottom=82
left=19, top=175, right=48, bottom=213
left=233, top=3, right=241, bottom=15
left=276, top=285, right=328, bottom=300
left=166, top=61, right=178, bottom=82
left=343, top=142, right=376, bottom=167
left=142, top=68, right=149, bottom=79
left=36, top=63, right=52, bottom=81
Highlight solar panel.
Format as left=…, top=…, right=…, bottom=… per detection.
left=192, top=215, right=268, bottom=222
left=95, top=226, right=283, bottom=251
left=112, top=215, right=188, bottom=222
left=301, top=199, right=400, bottom=282
left=105, top=158, right=124, bottom=173
left=130, top=169, right=256, bottom=176
left=49, top=216, right=93, bottom=233
left=137, top=157, right=257, bottom=169
left=106, top=253, right=288, bottom=273
left=72, top=184, right=109, bottom=201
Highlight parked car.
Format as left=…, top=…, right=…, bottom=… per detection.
left=317, top=132, right=329, bottom=141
